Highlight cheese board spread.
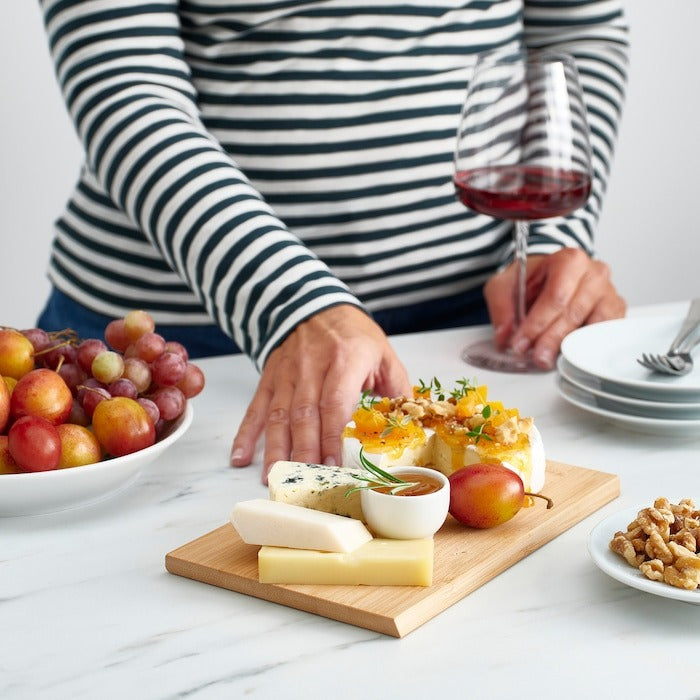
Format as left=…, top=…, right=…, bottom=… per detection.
left=166, top=460, right=619, bottom=637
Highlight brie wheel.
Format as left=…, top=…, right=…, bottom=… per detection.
left=342, top=423, right=546, bottom=493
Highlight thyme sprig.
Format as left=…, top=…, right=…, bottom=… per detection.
left=465, top=404, right=494, bottom=444
left=380, top=413, right=411, bottom=438
left=416, top=376, right=481, bottom=402
left=449, top=377, right=480, bottom=400
left=345, top=448, right=418, bottom=497
left=358, top=389, right=379, bottom=410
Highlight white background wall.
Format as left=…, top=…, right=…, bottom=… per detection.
left=1, top=1, right=698, bottom=331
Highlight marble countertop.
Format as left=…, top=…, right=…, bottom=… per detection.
left=2, top=302, right=700, bottom=699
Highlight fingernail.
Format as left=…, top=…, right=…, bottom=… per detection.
left=323, top=456, right=337, bottom=466
left=230, top=448, right=244, bottom=466
left=535, top=348, right=554, bottom=369
left=512, top=338, right=529, bottom=355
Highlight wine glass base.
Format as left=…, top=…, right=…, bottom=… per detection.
left=461, top=338, right=547, bottom=373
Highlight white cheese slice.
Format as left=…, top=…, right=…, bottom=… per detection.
left=230, top=499, right=372, bottom=553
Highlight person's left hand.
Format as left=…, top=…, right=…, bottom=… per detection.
left=483, top=247, right=626, bottom=370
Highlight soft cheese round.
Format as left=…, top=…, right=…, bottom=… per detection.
left=342, top=424, right=545, bottom=493
left=340, top=384, right=546, bottom=493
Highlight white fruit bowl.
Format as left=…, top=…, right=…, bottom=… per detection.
left=0, top=402, right=193, bottom=517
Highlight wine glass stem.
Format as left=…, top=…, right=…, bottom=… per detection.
left=513, top=220, right=528, bottom=335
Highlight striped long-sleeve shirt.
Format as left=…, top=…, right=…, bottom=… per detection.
left=39, top=0, right=629, bottom=368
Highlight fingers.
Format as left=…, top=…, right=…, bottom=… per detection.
left=231, top=304, right=407, bottom=485
left=230, top=379, right=272, bottom=468
left=509, top=249, right=625, bottom=369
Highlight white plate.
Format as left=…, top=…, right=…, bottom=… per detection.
left=588, top=505, right=700, bottom=605
left=560, top=316, right=700, bottom=400
left=556, top=376, right=700, bottom=436
left=0, top=403, right=193, bottom=517
left=557, top=357, right=700, bottom=418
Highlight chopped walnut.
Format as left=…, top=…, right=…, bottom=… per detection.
left=671, top=529, right=697, bottom=553
left=400, top=401, right=426, bottom=420
left=644, top=530, right=673, bottom=565
left=637, top=507, right=673, bottom=539
left=430, top=400, right=456, bottom=418
left=493, top=415, right=519, bottom=445
left=640, top=559, right=665, bottom=582
left=610, top=532, right=644, bottom=567
left=664, top=557, right=700, bottom=590
left=609, top=498, right=700, bottom=592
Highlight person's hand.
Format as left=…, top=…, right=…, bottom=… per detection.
left=230, top=304, right=411, bottom=483
left=484, top=248, right=626, bottom=370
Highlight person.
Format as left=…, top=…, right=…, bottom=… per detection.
left=37, top=0, right=629, bottom=481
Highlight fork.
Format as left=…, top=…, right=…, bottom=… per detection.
left=636, top=298, right=700, bottom=376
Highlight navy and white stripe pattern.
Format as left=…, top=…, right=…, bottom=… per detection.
left=40, top=0, right=629, bottom=367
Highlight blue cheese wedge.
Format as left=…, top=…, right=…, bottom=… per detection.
left=267, top=460, right=364, bottom=520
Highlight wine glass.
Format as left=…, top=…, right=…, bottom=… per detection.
left=454, top=49, right=593, bottom=372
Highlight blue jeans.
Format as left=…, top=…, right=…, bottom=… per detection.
left=37, top=287, right=489, bottom=360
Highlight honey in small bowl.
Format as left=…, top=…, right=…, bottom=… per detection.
left=373, top=471, right=444, bottom=497
left=361, top=466, right=450, bottom=539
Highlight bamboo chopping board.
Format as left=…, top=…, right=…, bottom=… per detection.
left=165, top=460, right=619, bottom=637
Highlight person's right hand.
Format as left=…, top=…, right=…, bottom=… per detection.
left=229, top=304, right=411, bottom=483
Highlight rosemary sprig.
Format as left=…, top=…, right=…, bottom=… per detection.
left=345, top=448, right=418, bottom=496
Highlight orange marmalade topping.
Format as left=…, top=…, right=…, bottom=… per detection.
left=343, top=380, right=535, bottom=480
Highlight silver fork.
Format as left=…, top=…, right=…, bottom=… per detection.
left=637, top=298, right=700, bottom=376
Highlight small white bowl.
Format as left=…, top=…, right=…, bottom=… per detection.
left=360, top=466, right=450, bottom=539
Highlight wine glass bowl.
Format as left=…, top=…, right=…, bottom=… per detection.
left=454, top=49, right=593, bottom=372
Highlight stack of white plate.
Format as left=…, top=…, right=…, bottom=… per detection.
left=557, top=316, right=700, bottom=436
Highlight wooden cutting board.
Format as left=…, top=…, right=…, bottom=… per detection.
left=165, top=461, right=618, bottom=637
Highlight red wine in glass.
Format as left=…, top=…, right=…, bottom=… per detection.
left=453, top=49, right=593, bottom=372
left=454, top=165, right=591, bottom=221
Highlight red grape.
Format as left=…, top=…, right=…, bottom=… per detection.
left=76, top=338, right=108, bottom=373
left=39, top=341, right=77, bottom=371
left=164, top=340, right=188, bottom=362
left=122, top=357, right=151, bottom=393
left=81, top=385, right=111, bottom=419
left=21, top=328, right=51, bottom=354
left=68, top=398, right=90, bottom=426
left=124, top=310, right=155, bottom=342
left=108, top=378, right=138, bottom=399
left=105, top=319, right=130, bottom=352
left=58, top=362, right=87, bottom=395
left=176, top=363, right=205, bottom=398
left=150, top=386, right=186, bottom=420
left=151, top=351, right=186, bottom=387
left=137, top=397, right=160, bottom=426
left=132, top=332, right=166, bottom=363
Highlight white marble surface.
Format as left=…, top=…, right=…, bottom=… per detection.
left=2, top=302, right=700, bottom=700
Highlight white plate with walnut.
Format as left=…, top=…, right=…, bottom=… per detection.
left=588, top=498, right=700, bottom=604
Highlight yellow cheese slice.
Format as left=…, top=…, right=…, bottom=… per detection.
left=258, top=537, right=434, bottom=586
